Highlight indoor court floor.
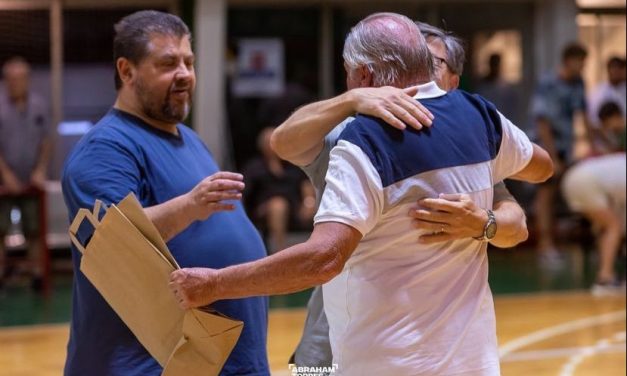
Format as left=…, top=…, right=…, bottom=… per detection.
left=0, top=291, right=624, bottom=376
left=1, top=245, right=625, bottom=375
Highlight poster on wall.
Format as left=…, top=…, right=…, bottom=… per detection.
left=231, top=38, right=285, bottom=97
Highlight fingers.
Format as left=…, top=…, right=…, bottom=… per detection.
left=418, top=232, right=453, bottom=244
left=358, top=87, right=433, bottom=131
left=169, top=272, right=190, bottom=310
left=403, top=85, right=419, bottom=96
left=409, top=208, right=448, bottom=223
left=413, top=219, right=449, bottom=233
left=437, top=193, right=466, bottom=201
left=206, top=178, right=245, bottom=193
left=198, top=172, right=245, bottom=196
left=416, top=198, right=461, bottom=213
left=385, top=95, right=434, bottom=131
left=207, top=202, right=237, bottom=213
left=400, top=95, right=434, bottom=129
left=204, top=190, right=242, bottom=203
left=209, top=171, right=243, bottom=182
left=378, top=109, right=408, bottom=130
left=388, top=102, right=422, bottom=130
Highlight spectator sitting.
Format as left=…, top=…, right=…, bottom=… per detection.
left=242, top=127, right=316, bottom=253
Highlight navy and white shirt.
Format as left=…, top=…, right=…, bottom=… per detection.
left=315, top=82, right=533, bottom=376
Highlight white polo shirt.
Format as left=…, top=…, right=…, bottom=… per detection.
left=315, top=82, right=533, bottom=375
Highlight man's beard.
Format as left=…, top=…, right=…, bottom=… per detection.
left=136, top=77, right=192, bottom=124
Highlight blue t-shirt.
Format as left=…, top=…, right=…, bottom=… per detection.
left=530, top=73, right=587, bottom=162
left=61, top=109, right=269, bottom=376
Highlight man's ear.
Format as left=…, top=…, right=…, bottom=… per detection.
left=450, top=75, right=460, bottom=90
left=358, top=65, right=373, bottom=87
left=116, top=57, right=135, bottom=87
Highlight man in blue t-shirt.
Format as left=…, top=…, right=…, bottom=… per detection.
left=61, top=11, right=269, bottom=376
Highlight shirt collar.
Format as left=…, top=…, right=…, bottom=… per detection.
left=412, top=81, right=447, bottom=99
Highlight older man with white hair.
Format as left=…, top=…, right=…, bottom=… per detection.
left=279, top=21, right=531, bottom=370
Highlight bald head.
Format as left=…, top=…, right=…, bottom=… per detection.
left=3, top=57, right=31, bottom=101
left=343, top=12, right=433, bottom=88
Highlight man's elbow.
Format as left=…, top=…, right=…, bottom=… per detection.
left=306, top=223, right=360, bottom=284
left=521, top=145, right=554, bottom=183
left=269, top=129, right=287, bottom=158
left=513, top=225, right=529, bottom=246
left=533, top=158, right=554, bottom=183
left=316, top=255, right=345, bottom=284
left=492, top=226, right=528, bottom=249
left=309, top=246, right=347, bottom=285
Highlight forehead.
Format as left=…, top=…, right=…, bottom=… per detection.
left=146, top=34, right=194, bottom=57
left=426, top=37, right=446, bottom=57
left=3, top=63, right=29, bottom=78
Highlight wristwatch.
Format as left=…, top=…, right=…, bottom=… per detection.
left=474, top=209, right=497, bottom=242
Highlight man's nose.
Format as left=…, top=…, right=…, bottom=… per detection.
left=175, top=62, right=193, bottom=80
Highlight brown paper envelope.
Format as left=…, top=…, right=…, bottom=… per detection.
left=79, top=205, right=184, bottom=365
left=162, top=310, right=243, bottom=376
left=116, top=193, right=180, bottom=269
left=70, top=197, right=244, bottom=374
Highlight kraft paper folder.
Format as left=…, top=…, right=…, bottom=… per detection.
left=69, top=193, right=243, bottom=376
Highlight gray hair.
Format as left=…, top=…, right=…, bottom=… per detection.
left=343, top=13, right=434, bottom=87
left=416, top=21, right=466, bottom=76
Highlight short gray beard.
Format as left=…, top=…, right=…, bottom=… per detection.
left=135, top=77, right=191, bottom=124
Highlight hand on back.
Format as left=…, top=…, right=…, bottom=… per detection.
left=351, top=85, right=434, bottom=131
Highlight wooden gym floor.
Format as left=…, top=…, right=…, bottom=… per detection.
left=0, top=291, right=624, bottom=376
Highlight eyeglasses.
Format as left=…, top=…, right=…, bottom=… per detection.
left=433, top=56, right=451, bottom=71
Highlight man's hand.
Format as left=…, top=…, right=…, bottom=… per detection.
left=169, top=268, right=219, bottom=310
left=184, top=171, right=245, bottom=221
left=349, top=86, right=434, bottom=131
left=144, top=171, right=245, bottom=243
left=1, top=168, right=23, bottom=194
left=409, top=193, right=487, bottom=243
left=30, top=168, right=47, bottom=190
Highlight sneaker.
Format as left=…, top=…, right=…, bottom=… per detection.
left=591, top=281, right=625, bottom=297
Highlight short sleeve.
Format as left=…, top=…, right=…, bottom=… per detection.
left=492, top=112, right=534, bottom=183
left=62, top=138, right=144, bottom=243
left=314, top=140, right=383, bottom=236
left=301, top=117, right=352, bottom=203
